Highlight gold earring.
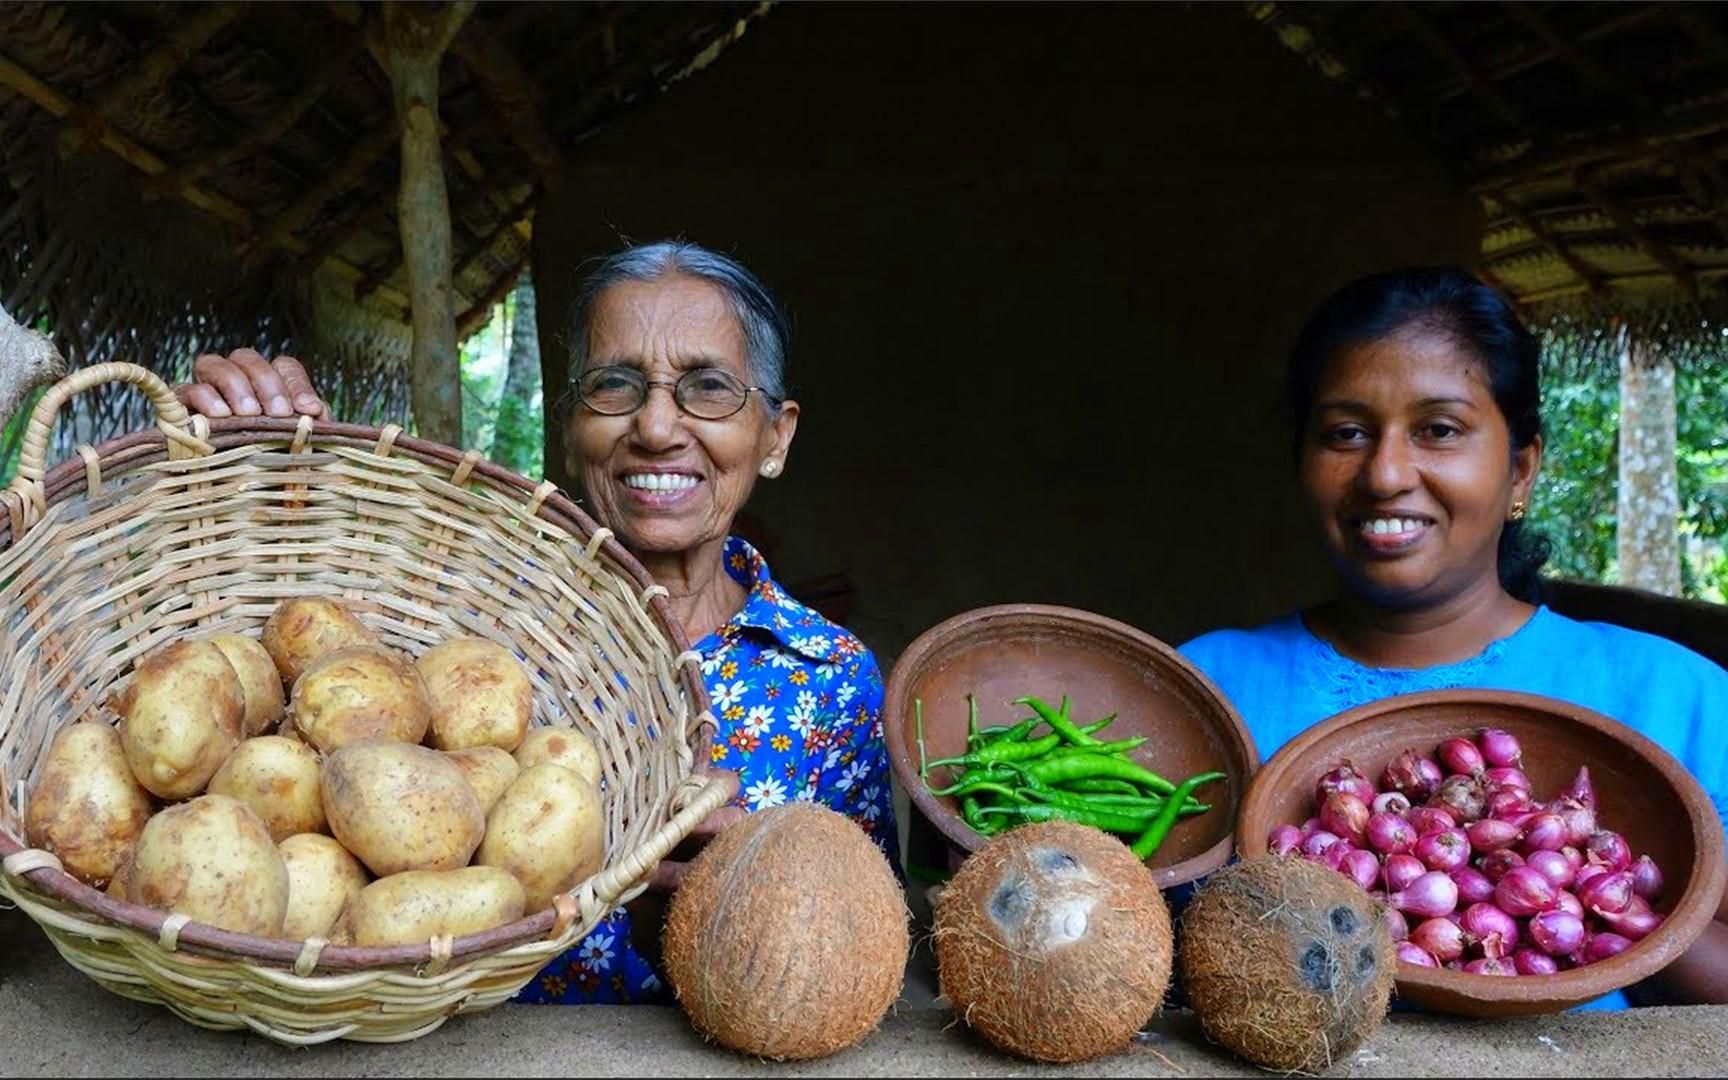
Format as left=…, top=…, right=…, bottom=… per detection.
left=1509, top=501, right=1526, bottom=522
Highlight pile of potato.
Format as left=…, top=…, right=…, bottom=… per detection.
left=23, top=597, right=607, bottom=949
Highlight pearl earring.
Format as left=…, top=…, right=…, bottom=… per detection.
left=761, top=461, right=777, bottom=476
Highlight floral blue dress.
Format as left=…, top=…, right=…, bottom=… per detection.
left=516, top=536, right=898, bottom=1004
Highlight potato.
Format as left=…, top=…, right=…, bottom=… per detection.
left=279, top=834, right=369, bottom=940
left=106, top=848, right=137, bottom=901
left=419, top=638, right=534, bottom=752
left=209, top=633, right=286, bottom=736
left=207, top=736, right=325, bottom=842
left=321, top=739, right=485, bottom=877
left=344, top=867, right=525, bottom=947
left=290, top=645, right=432, bottom=753
left=262, top=597, right=376, bottom=684
left=476, top=763, right=605, bottom=912
left=444, top=746, right=520, bottom=814
left=25, top=723, right=154, bottom=888
left=130, top=794, right=288, bottom=936
left=513, top=727, right=602, bottom=787
left=115, top=639, right=245, bottom=799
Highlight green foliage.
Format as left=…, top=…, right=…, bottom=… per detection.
left=460, top=290, right=544, bottom=481
left=1534, top=339, right=1728, bottom=601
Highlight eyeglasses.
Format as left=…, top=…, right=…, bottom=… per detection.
left=574, top=365, right=774, bottom=420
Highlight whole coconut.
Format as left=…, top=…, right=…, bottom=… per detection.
left=663, top=803, right=907, bottom=1061
left=935, top=821, right=1173, bottom=1063
left=1179, top=856, right=1394, bottom=1074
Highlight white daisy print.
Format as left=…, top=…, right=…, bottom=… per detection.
left=745, top=775, right=788, bottom=810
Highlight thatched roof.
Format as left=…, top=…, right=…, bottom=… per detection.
left=1251, top=1, right=1728, bottom=350
left=0, top=0, right=763, bottom=434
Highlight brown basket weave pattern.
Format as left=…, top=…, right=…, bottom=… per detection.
left=0, top=363, right=727, bottom=1044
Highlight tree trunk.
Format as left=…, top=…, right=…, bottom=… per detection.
left=1617, top=332, right=1682, bottom=595
left=378, top=1, right=474, bottom=446
left=490, top=273, right=541, bottom=460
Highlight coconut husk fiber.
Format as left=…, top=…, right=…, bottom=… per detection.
left=1179, top=856, right=1395, bottom=1074
left=934, top=821, right=1174, bottom=1064
left=662, top=802, right=908, bottom=1061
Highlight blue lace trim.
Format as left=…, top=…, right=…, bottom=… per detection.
left=1295, top=607, right=1550, bottom=714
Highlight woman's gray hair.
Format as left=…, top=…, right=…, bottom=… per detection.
left=567, top=240, right=790, bottom=410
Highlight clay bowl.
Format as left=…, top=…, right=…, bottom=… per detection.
left=1237, top=689, right=1728, bottom=1017
left=884, top=603, right=1257, bottom=889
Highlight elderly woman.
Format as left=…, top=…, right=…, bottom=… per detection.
left=1180, top=267, right=1728, bottom=1007
left=177, top=241, right=898, bottom=1004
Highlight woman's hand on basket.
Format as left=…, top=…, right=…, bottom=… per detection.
left=174, top=349, right=327, bottom=419
left=647, top=769, right=746, bottom=891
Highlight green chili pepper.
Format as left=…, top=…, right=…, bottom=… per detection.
left=978, top=802, right=1154, bottom=835
left=966, top=694, right=980, bottom=744
left=1019, top=752, right=1179, bottom=795
left=1016, top=696, right=1103, bottom=747
left=1079, top=714, right=1118, bottom=737
left=1020, top=788, right=1167, bottom=817
left=1130, top=771, right=1226, bottom=860
left=1060, top=778, right=1143, bottom=796
left=926, top=732, right=1063, bottom=770
left=1039, top=735, right=1150, bottom=759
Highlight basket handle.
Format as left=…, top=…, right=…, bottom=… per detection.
left=12, top=362, right=207, bottom=488
left=590, top=774, right=736, bottom=906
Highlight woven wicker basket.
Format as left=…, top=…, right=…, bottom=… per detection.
left=0, top=363, right=728, bottom=1044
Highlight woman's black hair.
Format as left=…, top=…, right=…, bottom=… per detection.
left=1285, top=267, right=1550, bottom=602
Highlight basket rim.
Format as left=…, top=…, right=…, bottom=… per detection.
left=0, top=414, right=716, bottom=972
left=1234, top=687, right=1728, bottom=1014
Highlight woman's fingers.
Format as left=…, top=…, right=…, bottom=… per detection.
left=228, top=348, right=293, bottom=417
left=191, top=353, right=261, bottom=415
left=174, top=379, right=232, bottom=418
left=185, top=351, right=328, bottom=419
left=648, top=858, right=691, bottom=892
left=272, top=355, right=326, bottom=416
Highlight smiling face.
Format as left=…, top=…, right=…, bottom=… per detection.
left=564, top=273, right=799, bottom=557
left=1297, top=330, right=1541, bottom=611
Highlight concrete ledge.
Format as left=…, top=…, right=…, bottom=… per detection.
left=4, top=908, right=1725, bottom=1077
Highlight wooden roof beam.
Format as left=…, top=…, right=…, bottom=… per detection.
left=1487, top=190, right=1605, bottom=295
left=1434, top=6, right=1661, bottom=104
left=1502, top=2, right=1659, bottom=116
left=238, top=125, right=398, bottom=261
left=457, top=254, right=528, bottom=340
left=0, top=48, right=408, bottom=310
left=57, top=1, right=248, bottom=159
left=149, top=37, right=364, bottom=199
left=1575, top=170, right=1699, bottom=299
left=1393, top=2, right=1534, bottom=137
left=353, top=163, right=529, bottom=301
left=450, top=23, right=565, bottom=188
left=1467, top=102, right=1728, bottom=191
left=1665, top=3, right=1728, bottom=71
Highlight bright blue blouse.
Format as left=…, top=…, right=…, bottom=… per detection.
left=1179, top=604, right=1728, bottom=1011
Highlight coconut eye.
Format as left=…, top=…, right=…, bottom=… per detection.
left=1299, top=941, right=1332, bottom=992
left=1357, top=944, right=1377, bottom=976
left=1329, top=906, right=1358, bottom=935
left=1033, top=848, right=1081, bottom=875
left=988, top=875, right=1030, bottom=928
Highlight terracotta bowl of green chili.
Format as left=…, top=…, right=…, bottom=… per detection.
left=885, top=603, right=1257, bottom=889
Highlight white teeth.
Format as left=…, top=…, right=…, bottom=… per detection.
left=624, top=473, right=698, bottom=492
left=1362, top=517, right=1424, bottom=536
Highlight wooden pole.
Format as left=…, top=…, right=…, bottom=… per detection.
left=1617, top=330, right=1683, bottom=596
left=376, top=0, right=475, bottom=446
